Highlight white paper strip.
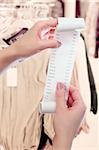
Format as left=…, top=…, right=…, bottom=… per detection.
left=40, top=17, right=85, bottom=113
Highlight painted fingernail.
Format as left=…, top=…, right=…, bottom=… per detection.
left=57, top=82, right=60, bottom=90
left=59, top=83, right=62, bottom=89
left=57, top=82, right=64, bottom=90
left=50, top=28, right=55, bottom=34
left=59, top=82, right=64, bottom=89
left=63, top=84, right=66, bottom=90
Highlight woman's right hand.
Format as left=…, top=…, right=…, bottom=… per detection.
left=52, top=83, right=86, bottom=150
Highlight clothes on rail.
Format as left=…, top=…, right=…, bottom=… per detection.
left=76, top=0, right=99, bottom=58
left=95, top=14, right=99, bottom=58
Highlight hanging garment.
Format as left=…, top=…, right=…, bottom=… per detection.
left=76, top=0, right=81, bottom=18
left=95, top=14, right=99, bottom=58
left=75, top=0, right=99, bottom=58
left=81, top=34, right=98, bottom=114
left=84, top=2, right=99, bottom=57
left=0, top=50, right=50, bottom=150
left=75, top=0, right=98, bottom=113
left=51, top=0, right=64, bottom=18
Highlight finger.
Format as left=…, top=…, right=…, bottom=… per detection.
left=39, top=18, right=58, bottom=28
left=67, top=94, right=74, bottom=107
left=69, top=85, right=83, bottom=105
left=44, top=28, right=56, bottom=36
left=50, top=28, right=56, bottom=34
left=55, top=82, right=66, bottom=110
left=35, top=18, right=58, bottom=32
left=69, top=85, right=86, bottom=113
left=48, top=35, right=54, bottom=39
left=41, top=39, right=61, bottom=49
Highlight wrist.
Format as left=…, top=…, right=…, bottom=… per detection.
left=10, top=43, right=22, bottom=58
left=52, top=135, right=72, bottom=150
left=0, top=45, right=20, bottom=71
left=6, top=44, right=20, bottom=60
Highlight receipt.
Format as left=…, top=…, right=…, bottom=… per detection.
left=40, top=17, right=85, bottom=113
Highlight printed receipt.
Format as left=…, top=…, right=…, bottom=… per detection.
left=40, top=17, right=85, bottom=113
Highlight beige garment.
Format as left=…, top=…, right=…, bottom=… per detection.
left=0, top=37, right=90, bottom=150
left=0, top=51, right=49, bottom=150
left=83, top=1, right=99, bottom=56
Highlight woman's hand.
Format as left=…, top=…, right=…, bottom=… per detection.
left=11, top=18, right=59, bottom=57
left=52, top=83, right=86, bottom=150
left=0, top=18, right=60, bottom=72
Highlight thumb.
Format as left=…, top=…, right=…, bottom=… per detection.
left=69, top=86, right=86, bottom=113
left=55, top=82, right=66, bottom=111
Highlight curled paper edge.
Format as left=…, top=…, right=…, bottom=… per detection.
left=39, top=101, right=56, bottom=113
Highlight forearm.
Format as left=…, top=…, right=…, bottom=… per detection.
left=47, top=136, right=72, bottom=150
left=0, top=44, right=18, bottom=72
left=47, top=144, right=71, bottom=150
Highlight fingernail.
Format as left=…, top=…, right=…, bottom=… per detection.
left=59, top=82, right=63, bottom=89
left=57, top=82, right=62, bottom=90
left=63, top=83, right=66, bottom=90
left=57, top=82, right=60, bottom=90
left=63, top=82, right=66, bottom=91
left=57, top=41, right=62, bottom=47
left=50, top=28, right=55, bottom=34
left=60, top=83, right=63, bottom=89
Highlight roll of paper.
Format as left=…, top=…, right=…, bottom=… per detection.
left=40, top=101, right=56, bottom=113
left=40, top=17, right=85, bottom=113
left=57, top=17, right=85, bottom=32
